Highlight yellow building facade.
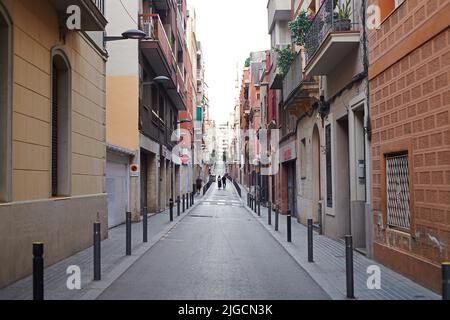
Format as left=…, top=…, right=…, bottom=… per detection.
left=0, top=0, right=107, bottom=288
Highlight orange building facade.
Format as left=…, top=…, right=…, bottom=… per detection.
left=369, top=0, right=450, bottom=293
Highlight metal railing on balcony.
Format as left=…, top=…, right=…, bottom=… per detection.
left=91, top=0, right=104, bottom=13
left=139, top=14, right=176, bottom=73
left=304, top=0, right=359, bottom=65
left=282, top=51, right=303, bottom=103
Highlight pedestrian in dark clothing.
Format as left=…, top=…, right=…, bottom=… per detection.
left=222, top=176, right=227, bottom=189
left=196, top=176, right=202, bottom=195
left=217, top=175, right=222, bottom=189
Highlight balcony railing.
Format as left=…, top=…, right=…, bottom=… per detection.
left=282, top=52, right=303, bottom=103
left=139, top=14, right=176, bottom=73
left=269, top=44, right=289, bottom=89
left=304, top=0, right=359, bottom=66
left=91, top=0, right=104, bottom=13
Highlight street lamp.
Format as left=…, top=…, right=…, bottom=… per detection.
left=103, top=29, right=147, bottom=47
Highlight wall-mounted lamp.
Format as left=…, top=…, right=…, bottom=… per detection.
left=103, top=29, right=147, bottom=47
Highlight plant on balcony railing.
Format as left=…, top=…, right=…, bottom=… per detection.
left=274, top=46, right=296, bottom=76
left=288, top=11, right=314, bottom=46
left=336, top=0, right=352, bottom=31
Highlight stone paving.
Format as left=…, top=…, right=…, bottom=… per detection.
left=0, top=193, right=204, bottom=300
left=237, top=182, right=440, bottom=300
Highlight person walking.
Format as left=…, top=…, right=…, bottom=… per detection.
left=217, top=175, right=222, bottom=190
left=196, top=176, right=203, bottom=195
left=222, top=175, right=227, bottom=189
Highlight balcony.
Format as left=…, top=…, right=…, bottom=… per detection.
left=269, top=44, right=289, bottom=90
left=49, top=0, right=107, bottom=31
left=267, top=0, right=291, bottom=33
left=282, top=52, right=319, bottom=117
left=139, top=14, right=187, bottom=111
left=304, top=0, right=360, bottom=76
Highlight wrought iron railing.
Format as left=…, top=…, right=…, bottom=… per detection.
left=304, top=0, right=359, bottom=65
left=91, top=0, right=104, bottom=13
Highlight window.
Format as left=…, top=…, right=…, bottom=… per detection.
left=51, top=50, right=71, bottom=197
left=0, top=3, right=11, bottom=202
left=300, top=138, right=306, bottom=179
left=325, top=124, right=332, bottom=208
left=386, top=153, right=411, bottom=230
left=379, top=0, right=405, bottom=22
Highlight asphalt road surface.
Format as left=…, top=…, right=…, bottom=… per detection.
left=99, top=185, right=329, bottom=300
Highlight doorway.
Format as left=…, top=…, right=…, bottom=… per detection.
left=287, top=161, right=297, bottom=217
left=312, top=125, right=322, bottom=225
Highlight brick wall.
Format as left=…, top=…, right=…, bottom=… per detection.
left=369, top=0, right=450, bottom=292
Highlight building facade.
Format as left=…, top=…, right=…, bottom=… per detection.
left=0, top=0, right=107, bottom=288
left=369, top=0, right=450, bottom=293
left=106, top=0, right=190, bottom=224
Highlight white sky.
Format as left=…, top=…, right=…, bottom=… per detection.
left=188, top=0, right=270, bottom=123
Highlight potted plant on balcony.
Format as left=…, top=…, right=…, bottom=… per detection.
left=288, top=10, right=314, bottom=46
left=335, top=0, right=352, bottom=31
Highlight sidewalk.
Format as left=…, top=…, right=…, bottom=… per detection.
left=234, top=182, right=440, bottom=300
left=0, top=193, right=205, bottom=300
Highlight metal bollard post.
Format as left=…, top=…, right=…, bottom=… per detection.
left=275, top=206, right=279, bottom=231
left=187, top=193, right=190, bottom=209
left=143, top=207, right=148, bottom=243
left=126, top=212, right=131, bottom=256
left=94, top=218, right=101, bottom=281
left=318, top=203, right=323, bottom=235
left=192, top=191, right=195, bottom=205
left=169, top=198, right=174, bottom=222
left=177, top=196, right=180, bottom=217
left=268, top=202, right=272, bottom=225
left=33, top=242, right=44, bottom=300
left=307, top=219, right=313, bottom=262
left=345, top=235, right=355, bottom=299
left=443, top=262, right=450, bottom=300
left=182, top=194, right=186, bottom=212
left=254, top=196, right=257, bottom=213
left=247, top=193, right=249, bottom=206
left=257, top=197, right=261, bottom=216
left=287, top=212, right=292, bottom=243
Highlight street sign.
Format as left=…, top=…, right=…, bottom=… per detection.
left=130, top=164, right=139, bottom=177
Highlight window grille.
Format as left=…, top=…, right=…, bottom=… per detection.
left=386, top=154, right=411, bottom=230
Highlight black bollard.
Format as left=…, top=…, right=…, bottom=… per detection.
left=33, top=242, right=44, bottom=300
left=187, top=193, right=190, bottom=209
left=182, top=194, right=185, bottom=212
left=254, top=196, right=257, bottom=213
left=307, top=219, right=314, bottom=262
left=443, top=262, right=450, bottom=300
left=287, top=212, right=292, bottom=243
left=126, top=212, right=131, bottom=256
left=177, top=196, right=180, bottom=217
left=192, top=191, right=195, bottom=205
left=268, top=202, right=272, bottom=225
left=345, top=235, right=355, bottom=299
left=275, top=206, right=279, bottom=231
left=94, top=220, right=101, bottom=281
left=169, top=198, right=174, bottom=222
left=257, top=197, right=261, bottom=216
left=143, top=207, right=148, bottom=243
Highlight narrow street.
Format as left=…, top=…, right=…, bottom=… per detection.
left=98, top=186, right=329, bottom=300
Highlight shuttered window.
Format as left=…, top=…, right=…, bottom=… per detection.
left=51, top=65, right=58, bottom=197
